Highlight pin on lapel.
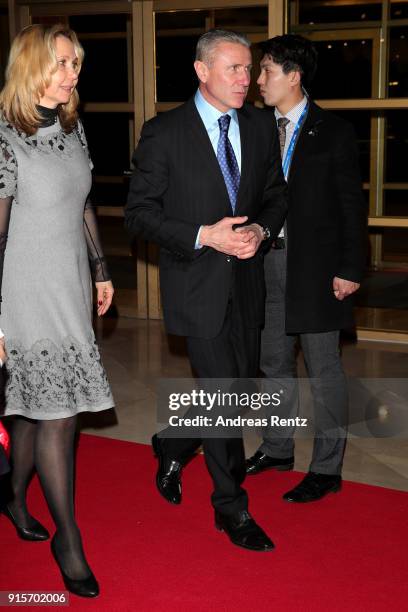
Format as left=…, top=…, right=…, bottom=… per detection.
left=307, top=120, right=323, bottom=136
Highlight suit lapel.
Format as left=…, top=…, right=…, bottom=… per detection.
left=185, top=99, right=231, bottom=211
left=235, top=105, right=252, bottom=214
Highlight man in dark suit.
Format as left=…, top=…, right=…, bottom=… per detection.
left=125, top=30, right=287, bottom=551
left=246, top=35, right=367, bottom=502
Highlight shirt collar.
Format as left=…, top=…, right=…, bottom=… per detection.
left=195, top=89, right=238, bottom=132
left=275, top=96, right=308, bottom=125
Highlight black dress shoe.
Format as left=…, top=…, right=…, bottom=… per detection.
left=283, top=472, right=342, bottom=503
left=152, top=434, right=182, bottom=505
left=246, top=451, right=294, bottom=475
left=2, top=505, right=50, bottom=541
left=215, top=510, right=274, bottom=552
left=51, top=536, right=99, bottom=598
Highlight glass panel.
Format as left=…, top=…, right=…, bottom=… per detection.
left=0, top=9, right=10, bottom=91
left=355, top=227, right=408, bottom=332
left=69, top=14, right=128, bottom=33
left=156, top=10, right=208, bottom=30
left=155, top=8, right=268, bottom=104
left=214, top=7, right=268, bottom=28
left=355, top=301, right=408, bottom=333
left=98, top=217, right=131, bottom=258
left=390, top=1, right=408, bottom=19
left=31, top=15, right=67, bottom=25
left=333, top=111, right=371, bottom=183
left=156, top=10, right=208, bottom=103
left=106, top=253, right=136, bottom=289
left=97, top=216, right=137, bottom=313
left=156, top=35, right=198, bottom=102
left=248, top=44, right=265, bottom=106
left=310, top=38, right=373, bottom=99
left=213, top=6, right=268, bottom=106
left=81, top=112, right=131, bottom=179
left=388, top=27, right=408, bottom=97
left=383, top=227, right=408, bottom=261
left=90, top=180, right=130, bottom=207
left=383, top=190, right=408, bottom=216
left=385, top=110, right=408, bottom=183
left=296, top=1, right=382, bottom=25
left=77, top=38, right=129, bottom=102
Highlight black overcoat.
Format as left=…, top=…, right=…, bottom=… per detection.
left=284, top=102, right=367, bottom=333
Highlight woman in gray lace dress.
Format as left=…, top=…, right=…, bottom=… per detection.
left=0, top=24, right=114, bottom=597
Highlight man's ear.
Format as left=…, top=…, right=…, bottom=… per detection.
left=288, top=70, right=302, bottom=87
left=194, top=60, right=209, bottom=83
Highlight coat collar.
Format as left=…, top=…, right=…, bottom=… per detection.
left=300, top=100, right=325, bottom=136
left=286, top=100, right=325, bottom=183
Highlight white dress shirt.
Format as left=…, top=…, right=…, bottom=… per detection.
left=194, top=89, right=242, bottom=248
left=275, top=96, right=308, bottom=237
left=194, top=88, right=241, bottom=170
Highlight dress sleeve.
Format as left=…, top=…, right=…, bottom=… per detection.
left=0, top=134, right=17, bottom=315
left=83, top=201, right=111, bottom=283
left=76, top=119, right=94, bottom=170
left=76, top=120, right=111, bottom=283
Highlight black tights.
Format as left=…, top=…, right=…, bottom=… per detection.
left=7, top=415, right=92, bottom=580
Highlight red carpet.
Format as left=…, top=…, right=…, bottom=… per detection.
left=1, top=434, right=407, bottom=611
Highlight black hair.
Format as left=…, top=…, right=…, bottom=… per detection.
left=259, top=34, right=318, bottom=92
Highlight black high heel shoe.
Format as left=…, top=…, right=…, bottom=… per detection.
left=2, top=505, right=50, bottom=541
left=51, top=536, right=99, bottom=598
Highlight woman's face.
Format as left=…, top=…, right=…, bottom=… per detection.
left=39, top=35, right=80, bottom=108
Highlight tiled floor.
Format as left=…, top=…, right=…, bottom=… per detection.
left=82, top=317, right=408, bottom=492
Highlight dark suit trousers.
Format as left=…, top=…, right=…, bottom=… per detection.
left=162, top=290, right=260, bottom=515
left=260, top=248, right=348, bottom=475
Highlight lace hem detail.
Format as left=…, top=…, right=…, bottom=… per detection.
left=4, top=335, right=113, bottom=414
left=0, top=134, right=17, bottom=198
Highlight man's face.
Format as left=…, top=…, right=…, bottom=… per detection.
left=257, top=54, right=297, bottom=107
left=194, top=42, right=252, bottom=113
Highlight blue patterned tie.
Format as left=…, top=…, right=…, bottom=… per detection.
left=217, top=114, right=240, bottom=213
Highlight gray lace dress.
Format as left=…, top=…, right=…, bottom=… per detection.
left=0, top=116, right=114, bottom=419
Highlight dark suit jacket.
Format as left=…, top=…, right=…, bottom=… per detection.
left=282, top=101, right=367, bottom=333
left=125, top=97, right=287, bottom=339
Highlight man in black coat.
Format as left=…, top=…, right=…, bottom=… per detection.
left=125, top=30, right=287, bottom=550
left=246, top=35, right=367, bottom=502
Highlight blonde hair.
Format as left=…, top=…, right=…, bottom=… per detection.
left=0, top=23, right=84, bottom=135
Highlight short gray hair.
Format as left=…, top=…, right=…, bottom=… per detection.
left=196, top=29, right=250, bottom=65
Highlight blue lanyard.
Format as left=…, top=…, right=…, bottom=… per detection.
left=281, top=104, right=308, bottom=180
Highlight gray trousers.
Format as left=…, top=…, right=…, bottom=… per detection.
left=260, top=248, right=348, bottom=475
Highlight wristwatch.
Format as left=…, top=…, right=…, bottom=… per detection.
left=260, top=226, right=271, bottom=240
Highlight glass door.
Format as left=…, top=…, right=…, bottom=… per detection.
left=290, top=0, right=408, bottom=340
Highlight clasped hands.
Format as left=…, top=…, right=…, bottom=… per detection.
left=200, top=216, right=263, bottom=259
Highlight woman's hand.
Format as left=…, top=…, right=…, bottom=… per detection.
left=0, top=336, right=7, bottom=366
left=95, top=280, right=114, bottom=316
